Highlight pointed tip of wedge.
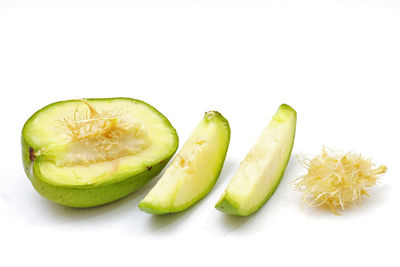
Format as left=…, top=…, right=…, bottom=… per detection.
left=278, top=103, right=297, bottom=115
left=215, top=193, right=248, bottom=216
left=205, top=110, right=229, bottom=124
left=205, top=110, right=220, bottom=118
left=138, top=201, right=169, bottom=215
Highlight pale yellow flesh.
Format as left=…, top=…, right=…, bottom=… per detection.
left=141, top=115, right=228, bottom=210
left=224, top=106, right=296, bottom=214
left=25, top=99, right=177, bottom=186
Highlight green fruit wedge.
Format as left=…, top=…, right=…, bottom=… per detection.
left=22, top=98, right=178, bottom=207
left=139, top=111, right=230, bottom=215
left=215, top=104, right=296, bottom=216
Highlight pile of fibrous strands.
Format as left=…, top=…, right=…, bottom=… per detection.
left=292, top=147, right=387, bottom=215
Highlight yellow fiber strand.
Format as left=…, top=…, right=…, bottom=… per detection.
left=292, top=147, right=386, bottom=215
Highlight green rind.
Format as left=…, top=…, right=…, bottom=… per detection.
left=138, top=111, right=231, bottom=215
left=214, top=193, right=243, bottom=215
left=215, top=104, right=297, bottom=216
left=25, top=151, right=172, bottom=208
left=21, top=98, right=179, bottom=207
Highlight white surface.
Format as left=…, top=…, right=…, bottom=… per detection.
left=0, top=1, right=399, bottom=266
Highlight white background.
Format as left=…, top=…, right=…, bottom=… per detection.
left=1, top=0, right=399, bottom=266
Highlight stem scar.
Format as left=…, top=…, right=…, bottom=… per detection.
left=29, top=147, right=36, bottom=162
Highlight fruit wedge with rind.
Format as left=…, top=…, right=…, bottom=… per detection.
left=139, top=111, right=230, bottom=215
left=215, top=104, right=296, bottom=216
left=22, top=98, right=178, bottom=207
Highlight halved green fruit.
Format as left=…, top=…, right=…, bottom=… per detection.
left=22, top=98, right=178, bottom=207
left=139, top=111, right=230, bottom=215
left=215, top=104, right=296, bottom=216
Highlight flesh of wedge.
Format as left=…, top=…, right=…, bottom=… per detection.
left=215, top=104, right=296, bottom=216
left=22, top=98, right=178, bottom=207
left=139, top=111, right=230, bottom=215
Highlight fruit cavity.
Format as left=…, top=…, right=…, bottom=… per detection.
left=54, top=100, right=149, bottom=167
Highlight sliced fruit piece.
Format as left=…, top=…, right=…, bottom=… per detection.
left=215, top=104, right=296, bottom=216
left=22, top=98, right=178, bottom=207
left=139, top=111, right=230, bottom=215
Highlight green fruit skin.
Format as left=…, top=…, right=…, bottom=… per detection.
left=21, top=98, right=178, bottom=208
left=138, top=111, right=231, bottom=215
left=215, top=104, right=296, bottom=216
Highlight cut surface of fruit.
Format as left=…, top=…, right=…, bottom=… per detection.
left=216, top=104, right=296, bottom=216
left=22, top=98, right=178, bottom=207
left=139, top=111, right=230, bottom=215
